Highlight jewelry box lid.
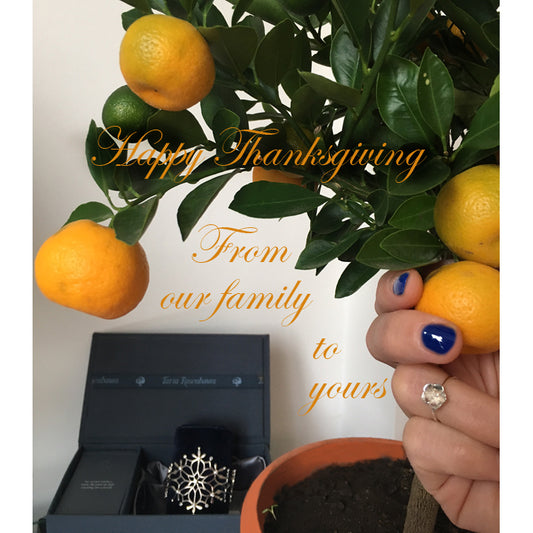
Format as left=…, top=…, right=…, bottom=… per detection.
left=78, top=333, right=270, bottom=457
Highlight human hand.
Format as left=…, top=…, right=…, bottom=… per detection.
left=366, top=269, right=499, bottom=533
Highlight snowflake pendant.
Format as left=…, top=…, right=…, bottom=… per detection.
left=164, top=447, right=236, bottom=514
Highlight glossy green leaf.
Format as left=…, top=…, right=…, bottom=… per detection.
left=86, top=120, right=114, bottom=195
left=120, top=0, right=152, bottom=12
left=417, top=48, right=455, bottom=141
left=199, top=25, right=258, bottom=74
left=65, top=202, right=114, bottom=225
left=113, top=196, right=159, bottom=244
left=331, top=25, right=360, bottom=88
left=121, top=9, right=146, bottom=30
left=295, top=230, right=363, bottom=270
left=232, top=0, right=254, bottom=24
left=377, top=56, right=436, bottom=146
left=356, top=228, right=413, bottom=269
left=311, top=201, right=350, bottom=234
left=229, top=181, right=328, bottom=218
left=389, top=195, right=436, bottom=230
left=299, top=71, right=361, bottom=108
left=387, top=156, right=450, bottom=196
left=380, top=229, right=443, bottom=264
left=335, top=262, right=379, bottom=298
left=255, top=20, right=295, bottom=87
left=368, top=189, right=389, bottom=226
left=457, top=93, right=499, bottom=151
left=177, top=173, right=234, bottom=240
left=282, top=29, right=312, bottom=98
left=201, top=85, right=248, bottom=130
left=224, top=0, right=291, bottom=26
left=331, top=0, right=372, bottom=61
left=290, top=85, right=325, bottom=126
left=147, top=110, right=207, bottom=150
left=212, top=108, right=241, bottom=151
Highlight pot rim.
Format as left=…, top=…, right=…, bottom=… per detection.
left=240, top=437, right=405, bottom=533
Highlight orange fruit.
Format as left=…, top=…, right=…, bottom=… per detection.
left=434, top=165, right=499, bottom=268
left=415, top=261, right=499, bottom=354
left=252, top=166, right=303, bottom=186
left=119, top=14, right=215, bottom=112
left=35, top=220, right=149, bottom=319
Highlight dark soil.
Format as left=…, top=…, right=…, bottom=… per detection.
left=263, top=458, right=471, bottom=533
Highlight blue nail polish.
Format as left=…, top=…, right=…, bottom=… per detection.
left=422, top=324, right=456, bottom=355
left=393, top=272, right=409, bottom=296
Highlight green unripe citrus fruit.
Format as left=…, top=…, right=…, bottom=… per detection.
left=102, top=85, right=156, bottom=142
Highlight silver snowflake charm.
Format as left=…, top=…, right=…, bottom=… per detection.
left=164, top=447, right=236, bottom=514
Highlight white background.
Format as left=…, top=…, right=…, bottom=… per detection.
left=31, top=0, right=401, bottom=523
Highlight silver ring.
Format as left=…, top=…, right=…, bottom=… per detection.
left=421, top=376, right=455, bottom=422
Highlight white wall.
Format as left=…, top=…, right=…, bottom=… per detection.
left=33, top=0, right=402, bottom=521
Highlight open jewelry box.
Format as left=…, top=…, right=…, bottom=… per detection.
left=45, top=332, right=270, bottom=533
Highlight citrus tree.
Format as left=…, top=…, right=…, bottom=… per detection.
left=71, top=0, right=499, bottom=301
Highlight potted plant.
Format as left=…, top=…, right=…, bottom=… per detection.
left=240, top=438, right=467, bottom=533
left=35, top=0, right=499, bottom=530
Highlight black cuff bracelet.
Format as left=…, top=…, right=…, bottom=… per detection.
left=163, top=425, right=236, bottom=515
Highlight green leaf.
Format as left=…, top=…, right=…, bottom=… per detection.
left=121, top=9, right=146, bottom=30
left=147, top=110, right=207, bottom=150
left=377, top=56, right=436, bottom=146
left=177, top=173, right=235, bottom=240
left=229, top=181, right=328, bottom=218
left=232, top=0, right=254, bottom=24
left=224, top=0, right=291, bottom=26
left=255, top=20, right=295, bottom=87
left=201, top=85, right=248, bottom=130
left=311, top=201, right=350, bottom=234
left=389, top=195, right=436, bottom=230
left=199, top=26, right=258, bottom=75
left=299, top=71, right=361, bottom=108
left=295, top=230, right=363, bottom=270
left=113, top=196, right=159, bottom=244
left=335, top=262, right=379, bottom=298
left=356, top=228, right=413, bottom=269
left=368, top=189, right=389, bottom=226
left=331, top=25, right=360, bottom=88
left=281, top=29, right=312, bottom=98
left=380, top=229, right=444, bottom=264
left=331, top=0, right=372, bottom=62
left=65, top=202, right=114, bottom=225
left=212, top=108, right=241, bottom=150
left=417, top=48, right=455, bottom=142
left=457, top=93, right=499, bottom=152
left=120, top=0, right=152, bottom=12
left=387, top=155, right=450, bottom=196
left=290, top=85, right=325, bottom=126
left=86, top=120, right=116, bottom=195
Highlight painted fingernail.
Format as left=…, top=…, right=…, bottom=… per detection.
left=422, top=324, right=456, bottom=355
left=393, top=272, right=409, bottom=296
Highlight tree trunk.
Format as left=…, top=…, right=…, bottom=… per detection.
left=403, top=475, right=440, bottom=533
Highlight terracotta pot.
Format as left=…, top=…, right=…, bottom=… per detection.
left=240, top=437, right=405, bottom=533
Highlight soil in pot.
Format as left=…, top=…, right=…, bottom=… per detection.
left=263, top=457, right=472, bottom=533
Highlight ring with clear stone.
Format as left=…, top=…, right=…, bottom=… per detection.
left=421, top=376, right=456, bottom=422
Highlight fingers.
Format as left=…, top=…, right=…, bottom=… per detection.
left=404, top=416, right=499, bottom=482
left=375, top=269, right=424, bottom=314
left=366, top=309, right=463, bottom=366
left=404, top=418, right=500, bottom=533
left=392, top=364, right=499, bottom=448
left=367, top=270, right=463, bottom=366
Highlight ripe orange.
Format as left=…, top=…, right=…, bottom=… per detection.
left=415, top=261, right=499, bottom=354
left=252, top=166, right=304, bottom=186
left=434, top=165, right=499, bottom=268
left=119, top=14, right=215, bottom=112
left=35, top=220, right=149, bottom=319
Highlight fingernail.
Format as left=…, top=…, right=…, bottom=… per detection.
left=393, top=272, right=409, bottom=296
left=422, top=324, right=456, bottom=355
